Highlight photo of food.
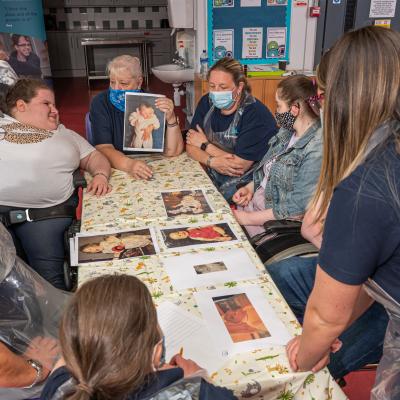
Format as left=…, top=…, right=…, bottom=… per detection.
left=213, top=293, right=270, bottom=343
left=160, top=222, right=238, bottom=250
left=193, top=261, right=227, bottom=275
left=123, top=92, right=166, bottom=152
left=161, top=189, right=213, bottom=217
left=76, top=228, right=158, bottom=263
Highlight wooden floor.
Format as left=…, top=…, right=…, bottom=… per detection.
left=53, top=76, right=376, bottom=400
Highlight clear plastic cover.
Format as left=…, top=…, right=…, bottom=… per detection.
left=0, top=222, right=70, bottom=370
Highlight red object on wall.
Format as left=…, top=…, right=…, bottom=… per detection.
left=310, top=6, right=321, bottom=17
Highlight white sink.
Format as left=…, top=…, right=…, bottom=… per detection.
left=151, top=64, right=194, bottom=84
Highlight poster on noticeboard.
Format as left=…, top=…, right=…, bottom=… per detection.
left=0, top=0, right=52, bottom=86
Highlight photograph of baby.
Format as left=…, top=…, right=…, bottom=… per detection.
left=193, top=261, right=227, bottom=275
left=160, top=222, right=238, bottom=250
left=123, top=93, right=166, bottom=152
left=76, top=228, right=158, bottom=264
left=161, top=189, right=214, bottom=217
left=213, top=293, right=270, bottom=343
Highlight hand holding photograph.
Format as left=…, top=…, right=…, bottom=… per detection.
left=124, top=92, right=166, bottom=152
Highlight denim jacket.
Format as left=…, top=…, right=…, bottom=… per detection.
left=253, top=120, right=322, bottom=219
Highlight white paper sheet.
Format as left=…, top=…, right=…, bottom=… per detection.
left=157, top=301, right=226, bottom=373
left=213, top=29, right=234, bottom=60
left=242, top=27, right=263, bottom=59
left=194, top=285, right=292, bottom=357
left=240, top=0, right=261, bottom=6
left=162, top=247, right=261, bottom=290
left=369, top=0, right=397, bottom=18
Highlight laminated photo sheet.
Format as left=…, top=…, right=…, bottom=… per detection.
left=194, top=285, right=292, bottom=357
left=157, top=221, right=240, bottom=252
left=123, top=92, right=166, bottom=152
left=72, top=227, right=160, bottom=265
left=157, top=301, right=226, bottom=372
left=162, top=247, right=260, bottom=291
left=160, top=188, right=215, bottom=218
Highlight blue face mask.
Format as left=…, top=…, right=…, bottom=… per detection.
left=209, top=90, right=235, bottom=110
left=108, top=88, right=142, bottom=112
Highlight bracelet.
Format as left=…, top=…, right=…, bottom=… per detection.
left=167, top=116, right=179, bottom=127
left=23, top=359, right=43, bottom=389
left=206, top=156, right=214, bottom=168
left=93, top=172, right=109, bottom=181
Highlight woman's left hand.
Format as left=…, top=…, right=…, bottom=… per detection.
left=286, top=335, right=342, bottom=373
left=155, top=97, right=176, bottom=124
left=233, top=209, right=253, bottom=225
left=186, top=125, right=208, bottom=148
left=87, top=174, right=112, bottom=196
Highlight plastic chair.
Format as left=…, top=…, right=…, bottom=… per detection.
left=85, top=112, right=94, bottom=145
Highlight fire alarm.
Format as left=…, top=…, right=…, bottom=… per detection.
left=310, top=6, right=320, bottom=17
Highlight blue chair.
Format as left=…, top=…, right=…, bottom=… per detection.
left=85, top=112, right=94, bottom=145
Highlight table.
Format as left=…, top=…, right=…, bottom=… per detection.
left=81, top=37, right=150, bottom=90
left=79, top=153, right=347, bottom=400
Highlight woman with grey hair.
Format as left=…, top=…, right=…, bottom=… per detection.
left=89, top=55, right=184, bottom=180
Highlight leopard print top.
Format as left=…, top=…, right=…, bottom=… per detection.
left=0, top=122, right=53, bottom=144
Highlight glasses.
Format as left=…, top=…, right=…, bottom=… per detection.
left=17, top=43, right=31, bottom=47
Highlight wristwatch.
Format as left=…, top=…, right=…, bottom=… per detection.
left=24, top=359, right=44, bottom=388
left=200, top=141, right=210, bottom=151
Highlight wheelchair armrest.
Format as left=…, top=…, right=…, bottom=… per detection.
left=263, top=219, right=302, bottom=235
left=73, top=169, right=87, bottom=189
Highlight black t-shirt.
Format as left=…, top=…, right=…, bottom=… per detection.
left=8, top=52, right=41, bottom=78
left=41, top=366, right=237, bottom=400
left=319, top=140, right=400, bottom=303
left=190, top=94, right=277, bottom=161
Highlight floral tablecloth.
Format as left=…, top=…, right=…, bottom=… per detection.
left=79, top=153, right=347, bottom=400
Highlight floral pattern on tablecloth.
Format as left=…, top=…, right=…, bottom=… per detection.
left=78, top=153, right=347, bottom=400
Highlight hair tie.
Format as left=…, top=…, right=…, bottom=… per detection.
left=76, top=382, right=94, bottom=396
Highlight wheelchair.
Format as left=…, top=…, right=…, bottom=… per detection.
left=250, top=219, right=318, bottom=266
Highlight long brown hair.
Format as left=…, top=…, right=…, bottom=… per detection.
left=60, top=275, right=160, bottom=400
left=311, top=26, right=400, bottom=222
left=277, top=74, right=319, bottom=119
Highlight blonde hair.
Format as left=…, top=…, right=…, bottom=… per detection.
left=106, top=55, right=143, bottom=79
left=311, top=26, right=400, bottom=222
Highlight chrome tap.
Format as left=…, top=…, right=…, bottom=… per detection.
left=172, top=56, right=189, bottom=68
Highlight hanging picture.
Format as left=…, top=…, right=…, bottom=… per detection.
left=267, top=0, right=287, bottom=5
left=214, top=0, right=235, bottom=6
left=266, top=27, right=287, bottom=58
left=242, top=27, right=263, bottom=58
left=213, top=29, right=234, bottom=60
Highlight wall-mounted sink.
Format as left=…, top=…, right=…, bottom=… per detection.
left=151, top=64, right=194, bottom=84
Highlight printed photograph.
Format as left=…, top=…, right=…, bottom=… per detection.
left=123, top=92, right=166, bottom=152
left=76, top=228, right=157, bottom=263
left=213, top=0, right=234, bottom=7
left=0, top=33, right=52, bottom=85
left=161, top=189, right=213, bottom=217
left=213, top=293, right=270, bottom=343
left=193, top=261, right=227, bottom=275
left=160, top=222, right=238, bottom=250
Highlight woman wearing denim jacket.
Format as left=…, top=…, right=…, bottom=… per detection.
left=233, top=75, right=322, bottom=237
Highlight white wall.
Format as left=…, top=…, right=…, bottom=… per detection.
left=193, top=0, right=317, bottom=72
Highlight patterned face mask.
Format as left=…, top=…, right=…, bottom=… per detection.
left=275, top=110, right=297, bottom=131
left=108, top=88, right=142, bottom=112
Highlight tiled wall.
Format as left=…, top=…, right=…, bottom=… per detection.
left=45, top=6, right=169, bottom=30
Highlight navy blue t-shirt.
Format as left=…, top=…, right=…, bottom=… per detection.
left=89, top=90, right=126, bottom=152
left=319, top=140, right=400, bottom=303
left=190, top=94, right=277, bottom=161
left=41, top=366, right=237, bottom=400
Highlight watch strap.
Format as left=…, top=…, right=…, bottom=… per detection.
left=200, top=141, right=210, bottom=151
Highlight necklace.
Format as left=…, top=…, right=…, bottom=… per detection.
left=0, top=122, right=54, bottom=144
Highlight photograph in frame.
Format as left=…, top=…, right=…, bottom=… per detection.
left=123, top=92, right=166, bottom=152
left=161, top=189, right=214, bottom=217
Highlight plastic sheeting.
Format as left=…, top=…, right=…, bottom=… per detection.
left=0, top=222, right=70, bottom=370
left=364, top=279, right=400, bottom=400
